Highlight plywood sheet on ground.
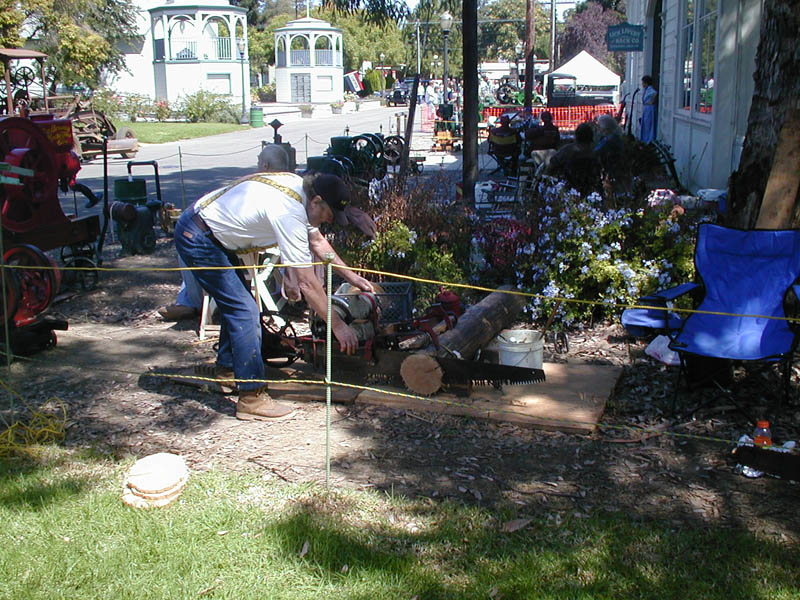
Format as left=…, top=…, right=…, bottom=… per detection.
left=355, top=361, right=620, bottom=434
left=163, top=365, right=360, bottom=404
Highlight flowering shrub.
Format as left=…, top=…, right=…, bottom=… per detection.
left=335, top=173, right=473, bottom=307
left=473, top=217, right=533, bottom=285
left=253, top=84, right=276, bottom=102
left=174, top=90, right=238, bottom=123
left=122, top=93, right=152, bottom=122
left=154, top=99, right=171, bottom=122
left=91, top=88, right=123, bottom=120
left=509, top=180, right=705, bottom=326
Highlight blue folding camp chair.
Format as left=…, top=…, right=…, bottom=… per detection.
left=622, top=223, right=800, bottom=410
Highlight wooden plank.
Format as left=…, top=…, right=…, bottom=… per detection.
left=163, top=365, right=360, bottom=404
left=756, top=108, right=800, bottom=229
left=355, top=361, right=620, bottom=434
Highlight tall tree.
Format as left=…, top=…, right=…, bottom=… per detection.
left=322, top=0, right=409, bottom=25
left=233, top=0, right=295, bottom=29
left=478, top=0, right=549, bottom=61
left=559, top=1, right=624, bottom=73
left=247, top=14, right=293, bottom=75
left=322, top=8, right=409, bottom=73
left=21, top=0, right=141, bottom=89
left=0, top=0, right=24, bottom=50
left=727, top=0, right=800, bottom=228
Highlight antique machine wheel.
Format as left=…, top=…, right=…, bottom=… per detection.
left=60, top=244, right=99, bottom=291
left=383, top=135, right=406, bottom=166
left=0, top=267, right=21, bottom=324
left=3, top=244, right=60, bottom=326
left=0, top=117, right=59, bottom=234
left=349, top=135, right=381, bottom=182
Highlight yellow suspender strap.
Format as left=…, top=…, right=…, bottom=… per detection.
left=195, top=172, right=303, bottom=211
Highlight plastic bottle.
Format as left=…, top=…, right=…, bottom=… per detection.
left=752, top=420, right=772, bottom=447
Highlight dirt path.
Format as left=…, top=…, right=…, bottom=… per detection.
left=4, top=237, right=800, bottom=544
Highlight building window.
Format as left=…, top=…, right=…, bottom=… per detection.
left=207, top=73, right=231, bottom=95
left=317, top=75, right=333, bottom=92
left=679, top=0, right=717, bottom=115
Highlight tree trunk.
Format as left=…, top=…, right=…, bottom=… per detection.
left=755, top=108, right=800, bottom=229
left=523, top=0, right=536, bottom=109
left=462, top=0, right=479, bottom=208
left=727, top=0, right=800, bottom=229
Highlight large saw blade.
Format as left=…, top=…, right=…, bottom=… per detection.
left=437, top=356, right=546, bottom=387
left=298, top=341, right=545, bottom=394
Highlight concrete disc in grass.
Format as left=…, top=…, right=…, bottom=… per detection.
left=122, top=453, right=189, bottom=508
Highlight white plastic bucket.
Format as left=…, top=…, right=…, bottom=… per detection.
left=494, top=329, right=544, bottom=370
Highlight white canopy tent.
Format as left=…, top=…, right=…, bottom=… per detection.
left=555, top=51, right=621, bottom=103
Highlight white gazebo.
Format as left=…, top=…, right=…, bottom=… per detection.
left=146, top=0, right=249, bottom=111
left=274, top=17, right=343, bottom=104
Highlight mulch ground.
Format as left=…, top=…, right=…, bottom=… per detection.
left=3, top=237, right=800, bottom=544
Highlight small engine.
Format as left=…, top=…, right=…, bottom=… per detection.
left=311, top=289, right=382, bottom=343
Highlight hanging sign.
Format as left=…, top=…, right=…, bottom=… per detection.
left=606, top=23, right=645, bottom=51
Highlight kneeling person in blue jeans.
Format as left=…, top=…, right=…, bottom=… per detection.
left=174, top=172, right=359, bottom=421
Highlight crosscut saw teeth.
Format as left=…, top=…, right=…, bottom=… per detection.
left=437, top=356, right=545, bottom=387
left=300, top=343, right=546, bottom=389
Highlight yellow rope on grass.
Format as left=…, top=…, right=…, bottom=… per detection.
left=0, top=379, right=66, bottom=458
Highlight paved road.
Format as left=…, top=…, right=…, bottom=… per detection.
left=66, top=105, right=423, bottom=219
left=60, top=104, right=500, bottom=226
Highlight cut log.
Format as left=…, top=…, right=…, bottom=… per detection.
left=400, top=286, right=528, bottom=395
left=397, top=319, right=449, bottom=351
left=755, top=108, right=800, bottom=229
left=399, top=353, right=443, bottom=396
left=428, top=286, right=527, bottom=360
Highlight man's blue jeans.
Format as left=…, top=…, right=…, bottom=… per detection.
left=174, top=210, right=264, bottom=391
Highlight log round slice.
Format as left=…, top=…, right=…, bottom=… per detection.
left=400, top=353, right=444, bottom=396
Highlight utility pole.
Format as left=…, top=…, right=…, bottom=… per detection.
left=523, top=0, right=536, bottom=109
left=550, top=0, right=557, bottom=71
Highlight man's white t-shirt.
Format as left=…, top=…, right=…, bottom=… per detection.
left=196, top=173, right=313, bottom=266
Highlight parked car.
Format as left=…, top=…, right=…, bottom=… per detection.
left=387, top=86, right=407, bottom=106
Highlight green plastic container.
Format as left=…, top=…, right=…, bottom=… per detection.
left=250, top=106, right=264, bottom=127
left=114, top=178, right=147, bottom=205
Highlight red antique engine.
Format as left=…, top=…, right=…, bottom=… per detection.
left=0, top=113, right=102, bottom=354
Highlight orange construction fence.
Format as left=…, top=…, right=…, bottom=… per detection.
left=481, top=104, right=619, bottom=131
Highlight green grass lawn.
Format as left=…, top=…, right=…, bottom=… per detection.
left=115, top=121, right=247, bottom=144
left=1, top=448, right=798, bottom=600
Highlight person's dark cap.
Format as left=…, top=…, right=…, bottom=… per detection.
left=311, top=173, right=350, bottom=225
left=541, top=111, right=553, bottom=122
left=575, top=122, right=594, bottom=143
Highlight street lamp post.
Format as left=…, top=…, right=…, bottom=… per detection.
left=514, top=41, right=523, bottom=88
left=237, top=38, right=248, bottom=124
left=440, top=11, right=453, bottom=105
left=379, top=52, right=385, bottom=95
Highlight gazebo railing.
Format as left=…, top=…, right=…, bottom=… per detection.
left=170, top=39, right=197, bottom=60
left=315, top=49, right=333, bottom=66
left=290, top=49, right=310, bottom=66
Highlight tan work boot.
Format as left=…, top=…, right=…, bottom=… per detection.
left=193, top=364, right=236, bottom=394
left=236, top=387, right=295, bottom=421
left=158, top=304, right=199, bottom=321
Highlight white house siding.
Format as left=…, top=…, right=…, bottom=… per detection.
left=625, top=0, right=762, bottom=191
left=109, top=0, right=162, bottom=97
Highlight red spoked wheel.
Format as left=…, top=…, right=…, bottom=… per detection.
left=3, top=244, right=60, bottom=326
left=0, top=266, right=21, bottom=324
